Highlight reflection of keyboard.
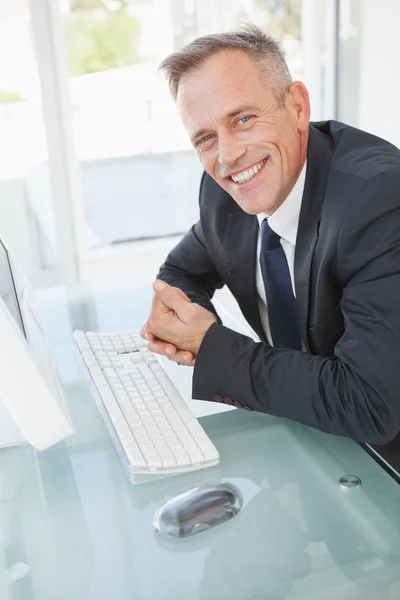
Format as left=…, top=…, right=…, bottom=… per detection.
left=73, top=330, right=220, bottom=478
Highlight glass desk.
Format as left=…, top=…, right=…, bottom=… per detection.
left=0, top=281, right=399, bottom=600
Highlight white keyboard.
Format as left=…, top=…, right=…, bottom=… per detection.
left=73, top=330, right=220, bottom=478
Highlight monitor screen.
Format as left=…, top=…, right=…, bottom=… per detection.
left=0, top=238, right=74, bottom=449
left=0, top=240, right=68, bottom=412
left=0, top=239, right=26, bottom=337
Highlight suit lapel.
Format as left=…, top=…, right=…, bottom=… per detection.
left=223, top=208, right=265, bottom=339
left=295, top=125, right=335, bottom=350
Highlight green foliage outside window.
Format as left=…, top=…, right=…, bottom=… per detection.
left=254, top=0, right=301, bottom=39
left=0, top=90, right=25, bottom=104
left=65, top=8, right=141, bottom=76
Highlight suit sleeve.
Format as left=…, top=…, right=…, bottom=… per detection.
left=157, top=176, right=224, bottom=321
left=193, top=173, right=400, bottom=445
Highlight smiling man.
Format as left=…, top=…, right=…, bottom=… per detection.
left=141, top=25, right=400, bottom=454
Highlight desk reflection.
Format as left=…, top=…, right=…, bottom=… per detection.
left=0, top=444, right=93, bottom=600
left=129, top=411, right=400, bottom=600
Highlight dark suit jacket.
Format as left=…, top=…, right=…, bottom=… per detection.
left=158, top=120, right=400, bottom=451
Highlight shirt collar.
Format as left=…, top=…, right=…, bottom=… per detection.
left=256, top=160, right=307, bottom=246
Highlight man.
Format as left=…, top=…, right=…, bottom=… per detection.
left=140, top=24, right=400, bottom=451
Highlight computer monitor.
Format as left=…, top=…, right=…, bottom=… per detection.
left=0, top=237, right=74, bottom=450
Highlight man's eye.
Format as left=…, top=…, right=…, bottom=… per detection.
left=198, top=134, right=213, bottom=145
left=237, top=115, right=253, bottom=125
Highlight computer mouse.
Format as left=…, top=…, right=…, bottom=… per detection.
left=153, top=482, right=242, bottom=539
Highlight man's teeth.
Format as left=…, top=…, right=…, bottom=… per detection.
left=231, top=159, right=266, bottom=183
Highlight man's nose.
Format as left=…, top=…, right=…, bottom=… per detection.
left=217, top=132, right=246, bottom=170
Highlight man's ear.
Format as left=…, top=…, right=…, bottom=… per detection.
left=286, top=81, right=311, bottom=132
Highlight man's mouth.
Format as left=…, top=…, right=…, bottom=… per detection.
left=230, top=158, right=267, bottom=184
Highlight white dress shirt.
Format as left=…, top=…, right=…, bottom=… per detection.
left=256, top=162, right=307, bottom=344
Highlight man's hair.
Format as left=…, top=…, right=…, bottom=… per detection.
left=159, top=23, right=293, bottom=104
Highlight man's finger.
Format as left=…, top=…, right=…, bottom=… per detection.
left=148, top=283, right=192, bottom=327
left=168, top=354, right=196, bottom=367
left=148, top=338, right=177, bottom=356
left=140, top=323, right=154, bottom=342
left=175, top=288, right=192, bottom=303
left=166, top=351, right=196, bottom=366
left=152, top=280, right=192, bottom=321
left=148, top=338, right=195, bottom=364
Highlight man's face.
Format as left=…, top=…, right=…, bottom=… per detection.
left=177, top=50, right=310, bottom=215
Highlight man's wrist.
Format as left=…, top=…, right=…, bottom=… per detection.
left=192, top=321, right=218, bottom=355
left=186, top=320, right=217, bottom=355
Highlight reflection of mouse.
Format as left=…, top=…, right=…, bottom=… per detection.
left=153, top=482, right=242, bottom=539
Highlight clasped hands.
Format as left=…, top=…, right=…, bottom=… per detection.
left=140, top=280, right=217, bottom=366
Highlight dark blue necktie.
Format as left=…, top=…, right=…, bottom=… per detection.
left=259, top=219, right=301, bottom=349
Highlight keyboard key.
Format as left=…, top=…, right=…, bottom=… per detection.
left=132, top=336, right=147, bottom=349
left=173, top=450, right=191, bottom=465
left=137, top=363, right=154, bottom=381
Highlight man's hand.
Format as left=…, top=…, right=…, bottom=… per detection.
left=142, top=280, right=217, bottom=360
left=140, top=286, right=196, bottom=366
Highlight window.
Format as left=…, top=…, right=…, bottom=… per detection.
left=337, top=0, right=400, bottom=147
left=2, top=1, right=332, bottom=286
left=0, top=0, right=59, bottom=286
left=60, top=1, right=306, bottom=271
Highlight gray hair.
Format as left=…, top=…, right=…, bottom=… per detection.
left=159, top=23, right=293, bottom=104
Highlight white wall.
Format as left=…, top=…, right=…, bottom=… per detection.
left=301, top=0, right=337, bottom=121
left=343, top=0, right=400, bottom=147
left=0, top=177, right=56, bottom=282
